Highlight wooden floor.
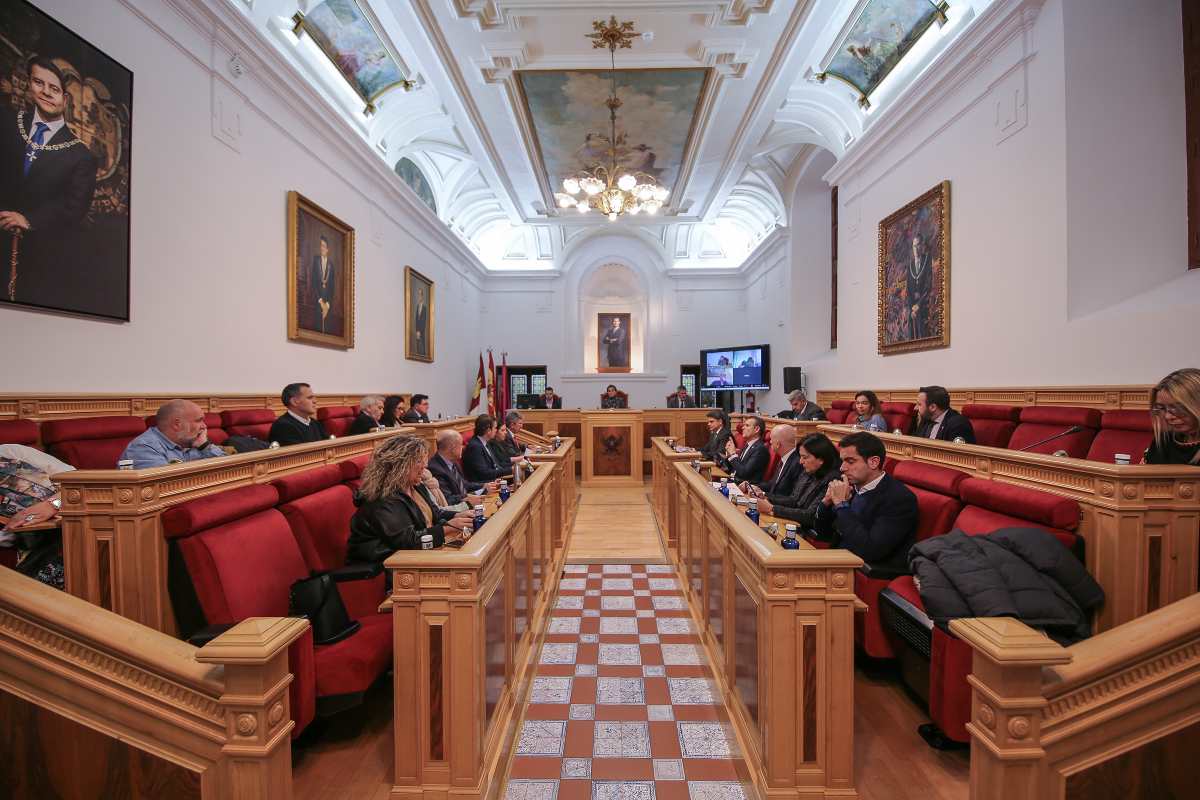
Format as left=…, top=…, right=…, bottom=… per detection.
left=565, top=485, right=665, bottom=563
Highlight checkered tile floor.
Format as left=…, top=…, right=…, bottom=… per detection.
left=506, top=564, right=749, bottom=800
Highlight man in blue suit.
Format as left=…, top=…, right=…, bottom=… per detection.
left=462, top=415, right=512, bottom=483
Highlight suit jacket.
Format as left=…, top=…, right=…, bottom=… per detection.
left=311, top=254, right=335, bottom=305
left=719, top=437, right=769, bottom=484
left=914, top=409, right=976, bottom=444
left=761, top=449, right=803, bottom=498
left=427, top=452, right=483, bottom=505
left=601, top=395, right=627, bottom=409
left=667, top=395, right=696, bottom=408
left=536, top=395, right=562, bottom=409
left=814, top=473, right=919, bottom=573
left=778, top=401, right=826, bottom=421
left=602, top=325, right=628, bottom=367
left=268, top=414, right=327, bottom=447
left=347, top=411, right=378, bottom=436
left=463, top=436, right=510, bottom=482
left=402, top=408, right=430, bottom=423
left=489, top=431, right=522, bottom=466
left=348, top=484, right=454, bottom=565
left=769, top=467, right=840, bottom=528
left=699, top=427, right=731, bottom=462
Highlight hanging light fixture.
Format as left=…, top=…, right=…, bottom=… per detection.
left=555, top=16, right=669, bottom=221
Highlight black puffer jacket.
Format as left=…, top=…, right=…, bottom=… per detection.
left=910, top=527, right=1104, bottom=645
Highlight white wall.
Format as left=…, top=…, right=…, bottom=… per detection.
left=0, top=0, right=482, bottom=413
left=805, top=0, right=1198, bottom=393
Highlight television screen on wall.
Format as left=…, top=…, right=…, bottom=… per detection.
left=699, top=345, right=770, bottom=391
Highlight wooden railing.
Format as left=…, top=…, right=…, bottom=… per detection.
left=953, top=593, right=1200, bottom=800
left=522, top=435, right=579, bottom=551
left=0, top=390, right=413, bottom=421
left=0, top=568, right=303, bottom=798
left=53, top=429, right=410, bottom=633
left=817, top=425, right=1200, bottom=632
left=815, top=384, right=1154, bottom=411
left=385, top=460, right=568, bottom=800
left=652, top=440, right=863, bottom=798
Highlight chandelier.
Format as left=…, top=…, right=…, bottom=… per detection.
left=555, top=16, right=669, bottom=221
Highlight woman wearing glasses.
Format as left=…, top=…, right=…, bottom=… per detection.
left=1145, top=369, right=1200, bottom=465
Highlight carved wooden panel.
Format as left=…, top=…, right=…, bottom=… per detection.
left=684, top=421, right=710, bottom=449
left=643, top=422, right=671, bottom=449
left=592, top=426, right=632, bottom=477
left=733, top=575, right=759, bottom=726
left=817, top=384, right=1154, bottom=411
left=0, top=688, right=202, bottom=799
left=1064, top=720, right=1199, bottom=799
left=557, top=422, right=582, bottom=442
left=708, top=526, right=725, bottom=648
left=524, top=422, right=545, bottom=435
left=484, top=578, right=507, bottom=731
left=801, top=623, right=818, bottom=763
left=429, top=623, right=445, bottom=761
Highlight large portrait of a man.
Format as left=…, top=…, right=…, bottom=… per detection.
left=598, top=312, right=631, bottom=373
left=287, top=191, right=355, bottom=349
left=405, top=266, right=433, bottom=362
left=878, top=181, right=950, bottom=356
left=0, top=1, right=132, bottom=320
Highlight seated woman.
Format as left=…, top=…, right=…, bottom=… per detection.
left=379, top=395, right=406, bottom=428
left=601, top=385, right=627, bottom=409
left=347, top=436, right=475, bottom=565
left=1145, top=368, right=1200, bottom=465
left=756, top=433, right=841, bottom=527
left=852, top=390, right=887, bottom=432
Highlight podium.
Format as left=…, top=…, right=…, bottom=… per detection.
left=580, top=410, right=643, bottom=487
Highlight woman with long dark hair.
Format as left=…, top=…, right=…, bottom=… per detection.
left=379, top=395, right=405, bottom=428
left=757, top=433, right=842, bottom=527
left=853, top=390, right=886, bottom=432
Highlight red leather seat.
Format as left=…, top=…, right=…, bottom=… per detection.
left=163, top=484, right=391, bottom=736
left=317, top=406, right=356, bottom=437
left=599, top=390, right=629, bottom=407
left=1008, top=406, right=1101, bottom=457
left=220, top=408, right=275, bottom=440
left=881, top=401, right=916, bottom=434
left=339, top=454, right=370, bottom=491
left=761, top=428, right=778, bottom=483
left=0, top=419, right=39, bottom=447
left=826, top=400, right=854, bottom=425
left=142, top=412, right=228, bottom=446
left=1086, top=410, right=1153, bottom=464
left=41, top=416, right=146, bottom=469
left=961, top=404, right=1019, bottom=449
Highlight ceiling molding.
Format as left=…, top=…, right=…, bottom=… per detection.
left=694, top=40, right=756, bottom=79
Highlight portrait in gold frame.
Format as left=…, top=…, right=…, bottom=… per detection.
left=287, top=191, right=356, bottom=349
left=405, top=266, right=434, bottom=363
left=877, top=181, right=950, bottom=356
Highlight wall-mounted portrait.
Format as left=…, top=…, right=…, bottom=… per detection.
left=405, top=266, right=434, bottom=362
left=287, top=191, right=355, bottom=349
left=0, top=0, right=133, bottom=321
left=598, top=312, right=631, bottom=373
left=877, top=180, right=950, bottom=356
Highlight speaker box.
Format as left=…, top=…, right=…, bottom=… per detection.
left=783, top=367, right=804, bottom=393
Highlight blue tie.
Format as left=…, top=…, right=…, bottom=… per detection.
left=24, top=122, right=49, bottom=176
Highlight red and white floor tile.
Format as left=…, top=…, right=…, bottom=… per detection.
left=506, top=564, right=750, bottom=800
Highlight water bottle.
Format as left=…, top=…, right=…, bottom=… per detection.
left=781, top=524, right=800, bottom=550
left=553, top=436, right=562, bottom=449
left=329, top=434, right=337, bottom=440
left=420, top=534, right=433, bottom=550
left=513, top=463, right=523, bottom=487
left=746, top=498, right=760, bottom=524
left=269, top=441, right=281, bottom=449
left=473, top=505, right=485, bottom=532
left=117, top=459, right=135, bottom=471
left=691, top=459, right=701, bottom=472
left=499, top=480, right=510, bottom=504
left=719, top=477, right=729, bottom=497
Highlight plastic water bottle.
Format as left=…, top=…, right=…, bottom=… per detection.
left=420, top=534, right=433, bottom=550
left=473, top=506, right=485, bottom=532
left=746, top=498, right=760, bottom=524
left=499, top=481, right=510, bottom=504
left=719, top=477, right=729, bottom=497
left=117, top=459, right=135, bottom=471
left=691, top=459, right=701, bottom=472
left=781, top=524, right=800, bottom=550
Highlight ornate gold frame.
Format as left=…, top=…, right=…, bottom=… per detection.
left=876, top=180, right=950, bottom=356
left=404, top=266, right=435, bottom=363
left=597, top=312, right=632, bottom=373
left=287, top=190, right=355, bottom=350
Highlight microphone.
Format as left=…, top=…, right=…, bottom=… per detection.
left=1017, top=426, right=1084, bottom=453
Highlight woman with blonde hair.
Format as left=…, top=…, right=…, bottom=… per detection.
left=348, top=436, right=475, bottom=565
left=1145, top=369, right=1200, bottom=465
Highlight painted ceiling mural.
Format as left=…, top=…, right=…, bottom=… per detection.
left=516, top=68, right=709, bottom=199
left=294, top=0, right=409, bottom=112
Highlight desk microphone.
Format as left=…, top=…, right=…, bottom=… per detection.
left=1017, top=426, right=1084, bottom=453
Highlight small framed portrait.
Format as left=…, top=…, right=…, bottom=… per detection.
left=877, top=180, right=950, bottom=356
left=287, top=191, right=355, bottom=349
left=405, top=266, right=434, bottom=362
left=597, top=312, right=631, bottom=373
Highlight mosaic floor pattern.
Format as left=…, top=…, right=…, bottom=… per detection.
left=506, top=564, right=750, bottom=800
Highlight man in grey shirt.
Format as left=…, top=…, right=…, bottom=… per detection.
left=120, top=399, right=226, bottom=468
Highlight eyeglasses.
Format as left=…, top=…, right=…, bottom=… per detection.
left=1151, top=403, right=1190, bottom=417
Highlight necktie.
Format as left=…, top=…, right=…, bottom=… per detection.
left=24, top=122, right=49, bottom=176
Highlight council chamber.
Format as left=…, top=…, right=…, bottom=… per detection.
left=0, top=1, right=1197, bottom=799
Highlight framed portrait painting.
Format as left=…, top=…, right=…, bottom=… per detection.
left=287, top=191, right=355, bottom=349
left=597, top=312, right=631, bottom=373
left=405, top=266, right=434, bottom=362
left=0, top=0, right=133, bottom=321
left=877, top=180, right=950, bottom=356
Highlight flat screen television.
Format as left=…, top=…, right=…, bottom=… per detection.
left=700, top=344, right=770, bottom=391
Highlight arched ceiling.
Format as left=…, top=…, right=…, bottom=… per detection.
left=232, top=0, right=994, bottom=271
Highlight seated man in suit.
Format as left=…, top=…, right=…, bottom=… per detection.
left=121, top=399, right=227, bottom=468
left=699, top=410, right=732, bottom=462
left=427, top=429, right=495, bottom=506
left=813, top=432, right=918, bottom=573
left=718, top=415, right=770, bottom=484
left=741, top=424, right=801, bottom=500
left=269, top=383, right=328, bottom=446
left=402, top=394, right=431, bottom=423
left=348, top=395, right=384, bottom=436
left=914, top=385, right=975, bottom=444
left=463, top=415, right=513, bottom=483
left=601, top=384, right=627, bottom=409
left=537, top=386, right=562, bottom=409
left=667, top=385, right=696, bottom=408
left=490, top=410, right=527, bottom=467
left=777, top=390, right=826, bottom=421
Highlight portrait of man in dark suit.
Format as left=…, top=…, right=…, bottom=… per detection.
left=287, top=191, right=354, bottom=348
left=0, top=2, right=132, bottom=320
left=310, top=235, right=336, bottom=333
left=598, top=313, right=630, bottom=372
left=405, top=266, right=434, bottom=362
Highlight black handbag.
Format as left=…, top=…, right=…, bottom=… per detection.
left=288, top=572, right=360, bottom=645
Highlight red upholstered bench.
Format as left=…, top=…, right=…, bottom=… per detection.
left=163, top=484, right=391, bottom=736
left=339, top=453, right=370, bottom=491
left=220, top=408, right=275, bottom=441
left=961, top=404, right=1020, bottom=449
left=0, top=419, right=40, bottom=447
left=878, top=478, right=1082, bottom=747
left=317, top=405, right=356, bottom=437
left=826, top=400, right=854, bottom=425
left=1008, top=406, right=1101, bottom=458
left=1086, top=410, right=1153, bottom=464
left=41, top=416, right=146, bottom=469
left=881, top=401, right=916, bottom=434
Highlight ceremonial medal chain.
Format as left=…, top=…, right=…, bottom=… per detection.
left=18, top=110, right=83, bottom=161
